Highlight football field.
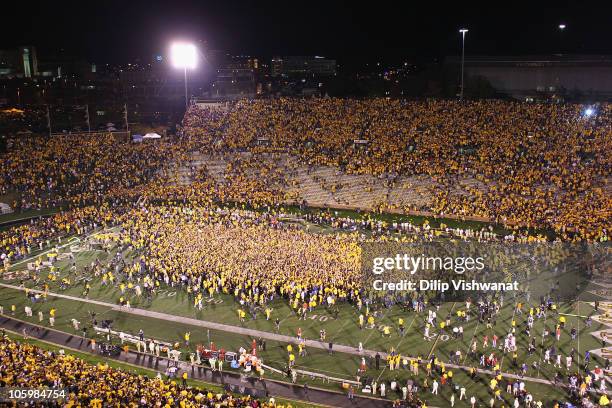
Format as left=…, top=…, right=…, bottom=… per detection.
left=0, top=223, right=609, bottom=406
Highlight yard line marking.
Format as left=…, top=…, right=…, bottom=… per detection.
left=462, top=316, right=480, bottom=364
left=278, top=309, right=295, bottom=325
left=558, top=312, right=588, bottom=318
left=327, top=307, right=356, bottom=343
left=11, top=237, right=80, bottom=267
left=276, top=309, right=300, bottom=337
left=374, top=367, right=387, bottom=382
left=427, top=302, right=456, bottom=360
left=361, top=305, right=394, bottom=348
left=499, top=297, right=519, bottom=371
left=393, top=311, right=418, bottom=351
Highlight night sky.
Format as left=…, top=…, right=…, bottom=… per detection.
left=2, top=0, right=612, bottom=64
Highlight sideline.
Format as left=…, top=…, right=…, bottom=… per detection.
left=0, top=282, right=605, bottom=392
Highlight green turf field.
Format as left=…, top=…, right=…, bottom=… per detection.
left=0, top=286, right=576, bottom=406
left=0, top=222, right=606, bottom=406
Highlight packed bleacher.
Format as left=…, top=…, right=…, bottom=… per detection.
left=180, top=98, right=611, bottom=241
left=0, top=98, right=611, bottom=407
left=0, top=134, right=174, bottom=208
left=0, top=336, right=280, bottom=407
left=1, top=98, right=610, bottom=241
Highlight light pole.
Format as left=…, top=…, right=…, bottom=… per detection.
left=558, top=24, right=566, bottom=54
left=459, top=28, right=468, bottom=100
left=170, top=42, right=197, bottom=110
left=184, top=67, right=188, bottom=108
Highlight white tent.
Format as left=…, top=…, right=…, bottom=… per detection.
left=143, top=133, right=162, bottom=139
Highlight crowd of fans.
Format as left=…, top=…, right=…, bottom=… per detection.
left=0, top=336, right=279, bottom=407
left=0, top=210, right=609, bottom=408
left=115, top=205, right=361, bottom=305
left=0, top=205, right=119, bottom=267
left=3, top=201, right=565, bottom=305
left=180, top=98, right=611, bottom=241
left=0, top=98, right=610, bottom=406
left=1, top=98, right=610, bottom=241
left=0, top=134, right=176, bottom=208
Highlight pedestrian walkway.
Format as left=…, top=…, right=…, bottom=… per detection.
left=0, top=315, right=388, bottom=408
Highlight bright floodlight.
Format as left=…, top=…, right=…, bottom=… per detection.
left=559, top=24, right=566, bottom=30
left=459, top=28, right=469, bottom=34
left=170, top=43, right=197, bottom=69
left=584, top=107, right=594, bottom=117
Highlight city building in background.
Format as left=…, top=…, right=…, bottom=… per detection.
left=20, top=46, right=38, bottom=78
left=0, top=46, right=38, bottom=78
left=271, top=56, right=336, bottom=77
left=210, top=55, right=260, bottom=100
left=3, top=42, right=612, bottom=123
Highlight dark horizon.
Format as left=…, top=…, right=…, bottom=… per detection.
left=2, top=1, right=612, bottom=65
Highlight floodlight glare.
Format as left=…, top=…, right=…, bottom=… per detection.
left=559, top=24, right=566, bottom=30
left=170, top=43, right=197, bottom=69
left=584, top=108, right=594, bottom=117
left=170, top=42, right=198, bottom=109
left=459, top=28, right=469, bottom=34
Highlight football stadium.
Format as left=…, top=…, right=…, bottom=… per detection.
left=1, top=3, right=612, bottom=408
left=1, top=97, right=610, bottom=407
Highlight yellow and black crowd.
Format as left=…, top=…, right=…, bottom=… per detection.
left=1, top=98, right=610, bottom=318
left=113, top=205, right=363, bottom=305
left=1, top=98, right=610, bottom=241
left=180, top=98, right=611, bottom=241
left=0, top=134, right=176, bottom=208
left=0, top=335, right=282, bottom=407
left=0, top=98, right=611, bottom=407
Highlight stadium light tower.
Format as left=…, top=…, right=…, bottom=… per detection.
left=459, top=28, right=469, bottom=100
left=170, top=42, right=197, bottom=109
left=558, top=24, right=566, bottom=54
